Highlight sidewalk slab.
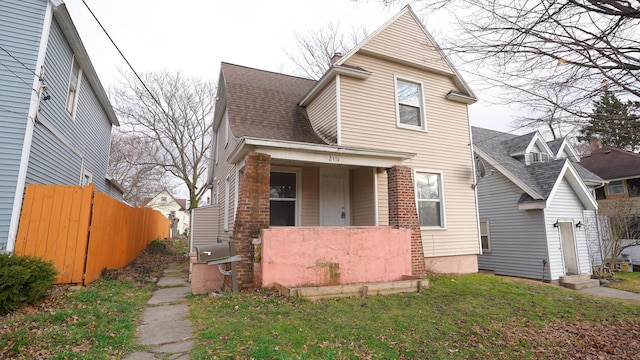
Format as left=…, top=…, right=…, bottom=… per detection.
left=158, top=277, right=188, bottom=287
left=578, top=286, right=640, bottom=301
left=138, top=319, right=192, bottom=345
left=148, top=286, right=191, bottom=305
left=142, top=303, right=189, bottom=324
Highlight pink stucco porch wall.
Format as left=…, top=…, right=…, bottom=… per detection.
left=258, top=226, right=412, bottom=288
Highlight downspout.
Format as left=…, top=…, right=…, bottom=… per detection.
left=7, top=2, right=54, bottom=252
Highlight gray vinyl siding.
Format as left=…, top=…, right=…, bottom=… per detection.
left=476, top=163, right=550, bottom=280
left=190, top=205, right=221, bottom=251
left=0, top=0, right=47, bottom=248
left=25, top=18, right=113, bottom=194
left=543, top=179, right=593, bottom=279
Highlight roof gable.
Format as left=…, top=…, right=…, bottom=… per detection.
left=145, top=189, right=187, bottom=210
left=335, top=5, right=475, bottom=102
left=503, top=131, right=553, bottom=157
left=579, top=146, right=640, bottom=180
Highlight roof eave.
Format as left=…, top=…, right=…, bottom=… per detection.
left=446, top=91, right=477, bottom=104
left=299, top=66, right=371, bottom=106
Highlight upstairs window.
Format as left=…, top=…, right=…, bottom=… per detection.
left=529, top=151, right=549, bottom=163
left=65, top=56, right=82, bottom=118
left=415, top=171, right=445, bottom=228
left=395, top=77, right=425, bottom=130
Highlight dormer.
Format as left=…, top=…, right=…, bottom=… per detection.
left=547, top=138, right=581, bottom=162
left=502, top=131, right=553, bottom=165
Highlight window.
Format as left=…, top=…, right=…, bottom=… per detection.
left=530, top=152, right=549, bottom=163
left=607, top=180, right=626, bottom=195
left=81, top=168, right=92, bottom=186
left=395, top=77, right=425, bottom=130
left=270, top=171, right=297, bottom=226
left=480, top=219, right=490, bottom=252
left=224, top=176, right=230, bottom=231
left=415, top=171, right=444, bottom=228
left=65, top=56, right=82, bottom=117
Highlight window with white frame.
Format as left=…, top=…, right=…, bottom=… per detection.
left=529, top=151, right=549, bottom=163
left=480, top=218, right=490, bottom=252
left=607, top=180, right=626, bottom=195
left=270, top=171, right=297, bottom=226
left=81, top=168, right=92, bottom=186
left=395, top=77, right=425, bottom=130
left=65, top=56, right=82, bottom=117
left=415, top=171, right=444, bottom=228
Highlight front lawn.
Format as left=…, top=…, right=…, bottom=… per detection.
left=190, top=274, right=640, bottom=359
left=609, top=271, right=640, bottom=294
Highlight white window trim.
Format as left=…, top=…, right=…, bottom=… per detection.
left=607, top=180, right=627, bottom=196
left=414, top=169, right=446, bottom=230
left=270, top=166, right=302, bottom=226
left=80, top=167, right=92, bottom=186
left=65, top=55, right=82, bottom=119
left=480, top=218, right=491, bottom=252
left=224, top=109, right=229, bottom=148
left=394, top=75, right=426, bottom=132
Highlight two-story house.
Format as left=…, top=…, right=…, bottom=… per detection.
left=203, top=6, right=481, bottom=290
left=143, top=190, right=189, bottom=237
left=0, top=0, right=120, bottom=253
left=472, top=127, right=606, bottom=284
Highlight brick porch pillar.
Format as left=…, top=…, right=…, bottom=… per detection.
left=232, top=151, right=271, bottom=290
left=387, top=165, right=427, bottom=276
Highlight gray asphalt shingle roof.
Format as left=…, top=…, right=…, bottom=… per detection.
left=472, top=127, right=604, bottom=202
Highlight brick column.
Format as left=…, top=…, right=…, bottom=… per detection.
left=232, top=151, right=271, bottom=289
left=387, top=165, right=427, bottom=276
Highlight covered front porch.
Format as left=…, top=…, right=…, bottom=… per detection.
left=228, top=139, right=428, bottom=290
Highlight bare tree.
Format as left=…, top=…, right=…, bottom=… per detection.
left=366, top=0, right=640, bottom=128
left=285, top=22, right=368, bottom=79
left=108, top=130, right=175, bottom=207
left=112, top=70, right=215, bottom=209
left=597, top=198, right=640, bottom=274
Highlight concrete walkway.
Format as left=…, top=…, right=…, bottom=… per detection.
left=578, top=286, right=640, bottom=301
left=124, top=263, right=193, bottom=360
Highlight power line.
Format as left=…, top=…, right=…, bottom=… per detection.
left=0, top=59, right=39, bottom=94
left=80, top=0, right=169, bottom=117
left=0, top=45, right=39, bottom=78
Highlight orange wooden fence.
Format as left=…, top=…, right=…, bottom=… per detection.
left=14, top=184, right=170, bottom=285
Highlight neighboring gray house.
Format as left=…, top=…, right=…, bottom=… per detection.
left=0, top=0, right=120, bottom=252
left=472, top=127, right=606, bottom=281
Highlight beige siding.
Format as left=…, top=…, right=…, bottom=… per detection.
left=376, top=170, right=389, bottom=226
left=301, top=167, right=320, bottom=226
left=190, top=205, right=220, bottom=251
left=212, top=103, right=240, bottom=239
left=306, top=79, right=338, bottom=144
left=361, top=11, right=454, bottom=75
left=341, top=53, right=479, bottom=257
left=350, top=167, right=375, bottom=226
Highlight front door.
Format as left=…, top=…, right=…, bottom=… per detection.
left=559, top=222, right=579, bottom=274
left=320, top=169, right=349, bottom=226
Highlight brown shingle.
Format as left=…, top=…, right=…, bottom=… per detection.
left=221, top=63, right=326, bottom=144
left=579, top=146, right=640, bottom=180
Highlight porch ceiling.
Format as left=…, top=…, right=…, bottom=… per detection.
left=229, top=137, right=416, bottom=168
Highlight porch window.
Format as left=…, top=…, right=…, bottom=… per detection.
left=607, top=180, right=626, bottom=196
left=480, top=218, right=490, bottom=252
left=270, top=172, right=297, bottom=226
left=395, top=76, right=425, bottom=130
left=415, top=171, right=444, bottom=228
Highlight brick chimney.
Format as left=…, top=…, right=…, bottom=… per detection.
left=330, top=52, right=343, bottom=65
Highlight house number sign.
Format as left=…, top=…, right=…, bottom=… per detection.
left=329, top=155, right=340, bottom=163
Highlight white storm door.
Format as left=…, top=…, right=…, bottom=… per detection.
left=320, top=169, right=349, bottom=226
left=559, top=222, right=579, bottom=274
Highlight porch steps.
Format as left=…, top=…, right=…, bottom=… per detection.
left=559, top=274, right=600, bottom=290
left=274, top=276, right=428, bottom=301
